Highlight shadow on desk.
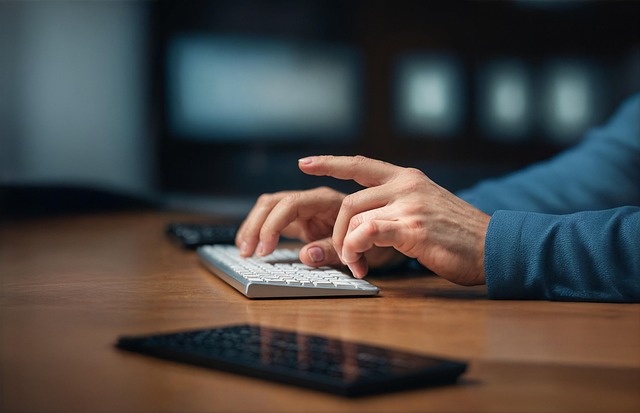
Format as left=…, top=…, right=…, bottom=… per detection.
left=419, top=287, right=489, bottom=300
left=370, top=271, right=489, bottom=301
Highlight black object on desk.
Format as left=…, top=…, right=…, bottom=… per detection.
left=116, top=324, right=467, bottom=397
left=166, top=222, right=239, bottom=249
left=0, top=184, right=156, bottom=219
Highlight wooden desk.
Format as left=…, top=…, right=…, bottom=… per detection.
left=1, top=212, right=639, bottom=412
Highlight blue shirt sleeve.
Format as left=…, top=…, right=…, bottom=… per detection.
left=458, top=93, right=640, bottom=302
left=485, top=207, right=640, bottom=302
left=458, top=94, right=640, bottom=214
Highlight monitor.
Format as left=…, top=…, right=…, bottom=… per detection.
left=151, top=0, right=635, bottom=210
left=156, top=35, right=363, bottom=201
left=167, top=35, right=361, bottom=142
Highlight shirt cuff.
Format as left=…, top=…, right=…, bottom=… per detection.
left=484, top=210, right=544, bottom=300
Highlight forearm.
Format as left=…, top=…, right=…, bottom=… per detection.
left=485, top=207, right=640, bottom=303
left=458, top=94, right=640, bottom=215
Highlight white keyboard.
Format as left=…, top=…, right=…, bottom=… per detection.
left=197, top=245, right=380, bottom=298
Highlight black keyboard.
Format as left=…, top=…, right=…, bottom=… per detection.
left=116, top=324, right=467, bottom=396
left=166, top=222, right=239, bottom=249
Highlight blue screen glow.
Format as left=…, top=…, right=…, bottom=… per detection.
left=167, top=36, right=361, bottom=142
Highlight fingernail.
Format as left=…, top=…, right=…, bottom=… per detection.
left=307, top=246, right=324, bottom=263
left=298, top=157, right=313, bottom=165
left=239, top=241, right=249, bottom=256
left=256, top=241, right=265, bottom=256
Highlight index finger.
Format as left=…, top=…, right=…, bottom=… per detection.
left=298, top=155, right=402, bottom=188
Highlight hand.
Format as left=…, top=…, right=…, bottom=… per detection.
left=235, top=186, right=404, bottom=269
left=236, top=186, right=345, bottom=257
left=299, top=155, right=490, bottom=286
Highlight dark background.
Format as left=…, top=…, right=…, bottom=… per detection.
left=153, top=0, right=640, bottom=197
left=1, top=0, right=639, bottom=216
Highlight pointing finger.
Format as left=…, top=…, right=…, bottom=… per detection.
left=299, top=155, right=402, bottom=188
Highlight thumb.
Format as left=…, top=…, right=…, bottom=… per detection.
left=299, top=238, right=342, bottom=267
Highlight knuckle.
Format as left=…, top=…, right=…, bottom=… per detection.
left=259, top=225, right=278, bottom=241
left=403, top=168, right=426, bottom=182
left=404, top=167, right=424, bottom=178
left=399, top=168, right=427, bottom=190
left=313, top=186, right=333, bottom=197
left=341, top=194, right=357, bottom=211
left=352, top=155, right=369, bottom=170
left=257, top=192, right=276, bottom=206
left=348, top=214, right=363, bottom=232
left=360, top=220, right=380, bottom=237
left=353, top=155, right=368, bottom=163
left=280, top=192, right=301, bottom=208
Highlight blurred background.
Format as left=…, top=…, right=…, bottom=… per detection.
left=1, top=0, right=639, bottom=218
